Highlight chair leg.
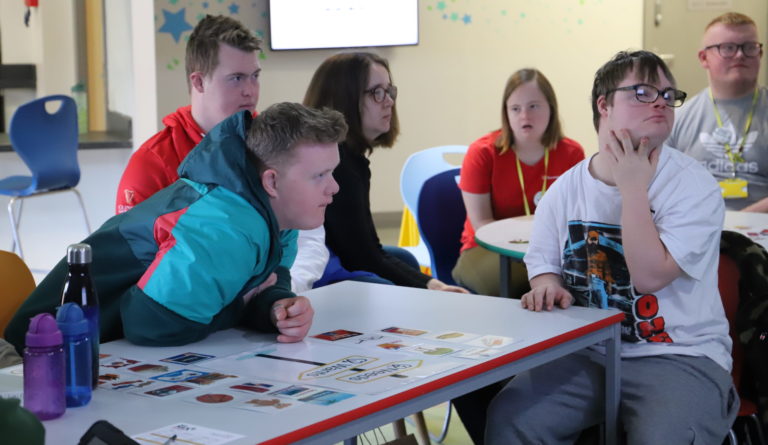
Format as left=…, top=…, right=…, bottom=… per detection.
left=70, top=188, right=91, bottom=234
left=392, top=418, right=407, bottom=438
left=430, top=403, right=452, bottom=444
left=747, top=413, right=766, bottom=445
left=412, top=411, right=430, bottom=445
left=7, top=197, right=24, bottom=259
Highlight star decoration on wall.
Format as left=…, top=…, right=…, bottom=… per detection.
left=229, top=2, right=240, bottom=14
left=158, top=8, right=193, bottom=43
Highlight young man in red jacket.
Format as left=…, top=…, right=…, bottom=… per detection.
left=116, top=14, right=261, bottom=213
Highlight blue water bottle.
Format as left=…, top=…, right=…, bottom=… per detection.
left=61, top=243, right=100, bottom=388
left=56, top=303, right=92, bottom=407
left=23, top=313, right=66, bottom=420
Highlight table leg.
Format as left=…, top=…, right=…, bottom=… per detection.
left=500, top=256, right=511, bottom=298
left=604, top=323, right=621, bottom=445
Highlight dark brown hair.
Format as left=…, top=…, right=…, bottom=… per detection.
left=246, top=102, right=348, bottom=173
left=591, top=50, right=676, bottom=131
left=186, top=15, right=261, bottom=90
left=496, top=68, right=564, bottom=155
left=303, top=52, right=399, bottom=155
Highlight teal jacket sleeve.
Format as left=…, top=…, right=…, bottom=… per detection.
left=240, top=265, right=295, bottom=333
left=239, top=229, right=299, bottom=332
left=279, top=229, right=298, bottom=269
left=121, top=285, right=243, bottom=346
left=120, top=192, right=278, bottom=344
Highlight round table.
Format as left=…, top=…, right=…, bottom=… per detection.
left=474, top=211, right=768, bottom=298
left=474, top=215, right=533, bottom=298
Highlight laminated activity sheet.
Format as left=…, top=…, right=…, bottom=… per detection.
left=200, top=340, right=463, bottom=395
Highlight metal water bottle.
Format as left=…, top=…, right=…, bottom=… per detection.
left=61, top=243, right=100, bottom=388
left=56, top=303, right=92, bottom=407
left=23, top=313, right=65, bottom=420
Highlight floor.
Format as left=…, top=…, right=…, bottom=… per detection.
left=344, top=403, right=473, bottom=445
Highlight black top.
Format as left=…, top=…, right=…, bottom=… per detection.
left=324, top=143, right=432, bottom=288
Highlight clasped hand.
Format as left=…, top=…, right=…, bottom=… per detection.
left=603, top=129, right=660, bottom=191
left=271, top=296, right=314, bottom=343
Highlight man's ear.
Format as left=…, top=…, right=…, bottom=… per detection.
left=698, top=49, right=709, bottom=69
left=596, top=95, right=610, bottom=118
left=190, top=72, right=205, bottom=94
left=261, top=169, right=279, bottom=198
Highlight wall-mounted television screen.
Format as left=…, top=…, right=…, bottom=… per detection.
left=269, top=0, right=419, bottom=51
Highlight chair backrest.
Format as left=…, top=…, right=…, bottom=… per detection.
left=417, top=168, right=465, bottom=285
left=9, top=95, right=80, bottom=193
left=0, top=250, right=35, bottom=335
left=718, top=252, right=744, bottom=388
left=400, top=145, right=468, bottom=222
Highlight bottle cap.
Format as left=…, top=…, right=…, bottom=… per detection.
left=25, top=313, right=62, bottom=347
left=55, top=303, right=89, bottom=336
left=67, top=243, right=92, bottom=264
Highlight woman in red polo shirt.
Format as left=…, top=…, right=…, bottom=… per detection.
left=453, top=68, right=585, bottom=297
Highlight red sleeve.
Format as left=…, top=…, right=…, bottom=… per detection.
left=115, top=134, right=179, bottom=214
left=459, top=132, right=499, bottom=194
left=547, top=138, right=586, bottom=178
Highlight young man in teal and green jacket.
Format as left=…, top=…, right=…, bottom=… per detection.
left=5, top=102, right=346, bottom=351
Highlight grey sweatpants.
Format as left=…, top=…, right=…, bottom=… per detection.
left=486, top=351, right=738, bottom=445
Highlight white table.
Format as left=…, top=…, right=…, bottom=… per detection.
left=723, top=210, right=768, bottom=251
left=8, top=281, right=622, bottom=445
left=475, top=210, right=768, bottom=298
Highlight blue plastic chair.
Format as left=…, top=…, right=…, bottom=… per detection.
left=400, top=146, right=467, bottom=443
left=0, top=95, right=91, bottom=259
left=417, top=168, right=465, bottom=286
left=399, top=145, right=468, bottom=274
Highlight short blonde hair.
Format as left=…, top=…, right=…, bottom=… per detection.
left=706, top=12, right=756, bottom=30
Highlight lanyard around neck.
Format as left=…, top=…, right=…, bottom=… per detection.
left=516, top=148, right=549, bottom=216
left=708, top=87, right=759, bottom=165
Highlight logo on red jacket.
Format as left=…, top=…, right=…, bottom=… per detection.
left=124, top=189, right=135, bottom=206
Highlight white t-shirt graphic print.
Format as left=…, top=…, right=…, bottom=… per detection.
left=525, top=146, right=732, bottom=372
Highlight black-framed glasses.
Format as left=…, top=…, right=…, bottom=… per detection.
left=704, top=42, right=763, bottom=58
left=606, top=83, right=687, bottom=107
left=364, top=85, right=398, bottom=103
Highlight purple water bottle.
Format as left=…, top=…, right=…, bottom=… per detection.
left=23, top=313, right=66, bottom=420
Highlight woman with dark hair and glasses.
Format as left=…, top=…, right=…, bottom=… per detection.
left=453, top=68, right=585, bottom=298
left=302, top=52, right=467, bottom=293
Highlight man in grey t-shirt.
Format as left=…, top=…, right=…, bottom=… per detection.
left=667, top=12, right=767, bottom=211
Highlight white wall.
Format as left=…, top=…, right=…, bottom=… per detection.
left=0, top=0, right=41, bottom=122
left=105, top=1, right=134, bottom=117
left=130, top=0, right=158, bottom=150
left=0, top=0, right=79, bottom=124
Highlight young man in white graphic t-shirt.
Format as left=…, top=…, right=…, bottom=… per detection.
left=486, top=50, right=738, bottom=445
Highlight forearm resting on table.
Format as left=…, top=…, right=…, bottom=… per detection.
left=462, top=191, right=495, bottom=230
left=522, top=273, right=573, bottom=311
left=741, top=196, right=768, bottom=213
left=529, top=273, right=564, bottom=289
